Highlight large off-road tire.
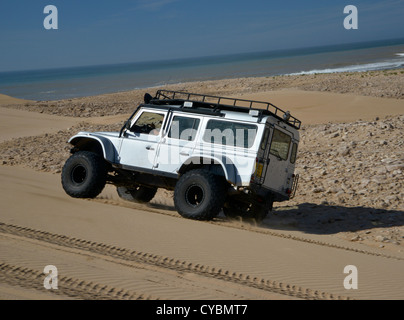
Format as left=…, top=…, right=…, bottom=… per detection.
left=116, top=186, right=157, bottom=203
left=61, top=151, right=107, bottom=199
left=223, top=197, right=268, bottom=223
left=174, top=169, right=226, bottom=220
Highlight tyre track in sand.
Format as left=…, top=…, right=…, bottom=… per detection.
left=92, top=196, right=404, bottom=262
left=0, top=262, right=155, bottom=300
left=0, top=222, right=353, bottom=300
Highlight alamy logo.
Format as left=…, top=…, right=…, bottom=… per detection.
left=43, top=5, right=58, bottom=30
left=344, top=5, right=358, bottom=30
left=343, top=265, right=358, bottom=290
left=43, top=265, right=58, bottom=289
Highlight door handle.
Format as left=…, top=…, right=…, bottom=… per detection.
left=180, top=152, right=189, bottom=156
left=146, top=146, right=155, bottom=151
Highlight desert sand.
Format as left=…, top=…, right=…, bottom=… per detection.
left=0, top=70, right=403, bottom=300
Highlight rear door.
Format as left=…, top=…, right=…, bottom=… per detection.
left=264, top=125, right=292, bottom=194
left=258, top=124, right=293, bottom=193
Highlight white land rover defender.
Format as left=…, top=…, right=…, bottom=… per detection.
left=61, top=90, right=300, bottom=222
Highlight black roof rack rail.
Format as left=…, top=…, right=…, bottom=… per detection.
left=150, top=90, right=301, bottom=129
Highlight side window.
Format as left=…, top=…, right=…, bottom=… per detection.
left=290, top=143, right=298, bottom=164
left=203, top=120, right=257, bottom=149
left=130, top=112, right=165, bottom=135
left=269, top=129, right=291, bottom=160
left=260, top=128, right=270, bottom=150
left=168, top=116, right=200, bottom=141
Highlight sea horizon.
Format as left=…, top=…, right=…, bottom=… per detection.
left=1, top=37, right=404, bottom=101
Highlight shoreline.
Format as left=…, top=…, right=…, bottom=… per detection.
left=0, top=68, right=403, bottom=127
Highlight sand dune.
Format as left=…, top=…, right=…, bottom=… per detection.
left=0, top=93, right=33, bottom=106
left=0, top=107, right=81, bottom=142
left=0, top=76, right=403, bottom=300
left=235, top=89, right=404, bottom=125
left=0, top=165, right=403, bottom=300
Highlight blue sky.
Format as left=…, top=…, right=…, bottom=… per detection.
left=0, top=0, right=403, bottom=71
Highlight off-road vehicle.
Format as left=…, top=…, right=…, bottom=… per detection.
left=61, top=90, right=301, bottom=222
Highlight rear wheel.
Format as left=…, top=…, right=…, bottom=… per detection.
left=61, top=151, right=107, bottom=198
left=174, top=169, right=226, bottom=220
left=117, top=186, right=157, bottom=203
left=223, top=197, right=268, bottom=223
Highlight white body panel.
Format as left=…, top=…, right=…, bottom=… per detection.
left=69, top=106, right=299, bottom=195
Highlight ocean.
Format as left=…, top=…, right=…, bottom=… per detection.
left=1, top=38, right=404, bottom=101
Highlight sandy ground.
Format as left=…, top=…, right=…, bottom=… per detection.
left=236, top=89, right=404, bottom=125
left=0, top=71, right=403, bottom=300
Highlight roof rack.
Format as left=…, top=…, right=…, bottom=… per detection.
left=150, top=90, right=301, bottom=129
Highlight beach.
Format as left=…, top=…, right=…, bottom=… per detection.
left=0, top=69, right=403, bottom=300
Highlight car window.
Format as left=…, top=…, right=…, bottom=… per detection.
left=203, top=120, right=257, bottom=148
left=269, top=129, right=291, bottom=160
left=130, top=112, right=165, bottom=135
left=168, top=116, right=200, bottom=141
left=290, top=142, right=298, bottom=164
left=260, top=128, right=270, bottom=150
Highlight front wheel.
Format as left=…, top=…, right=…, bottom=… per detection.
left=61, top=151, right=107, bottom=198
left=174, top=169, right=226, bottom=220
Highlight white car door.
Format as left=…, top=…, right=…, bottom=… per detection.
left=119, top=110, right=167, bottom=170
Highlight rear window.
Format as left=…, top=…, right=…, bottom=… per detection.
left=203, top=120, right=257, bottom=149
left=269, top=129, right=291, bottom=160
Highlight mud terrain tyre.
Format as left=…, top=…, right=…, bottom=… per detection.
left=61, top=151, right=107, bottom=199
left=117, top=186, right=157, bottom=203
left=174, top=169, right=226, bottom=220
left=223, top=197, right=268, bottom=223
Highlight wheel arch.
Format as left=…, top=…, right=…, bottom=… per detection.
left=69, top=134, right=115, bottom=163
left=177, top=156, right=239, bottom=186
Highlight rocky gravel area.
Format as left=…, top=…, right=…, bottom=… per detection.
left=275, top=114, right=404, bottom=251
left=291, top=115, right=404, bottom=210
left=2, top=69, right=404, bottom=118
left=0, top=122, right=122, bottom=173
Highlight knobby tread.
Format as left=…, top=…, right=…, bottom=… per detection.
left=174, top=169, right=226, bottom=220
left=61, top=151, right=107, bottom=199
